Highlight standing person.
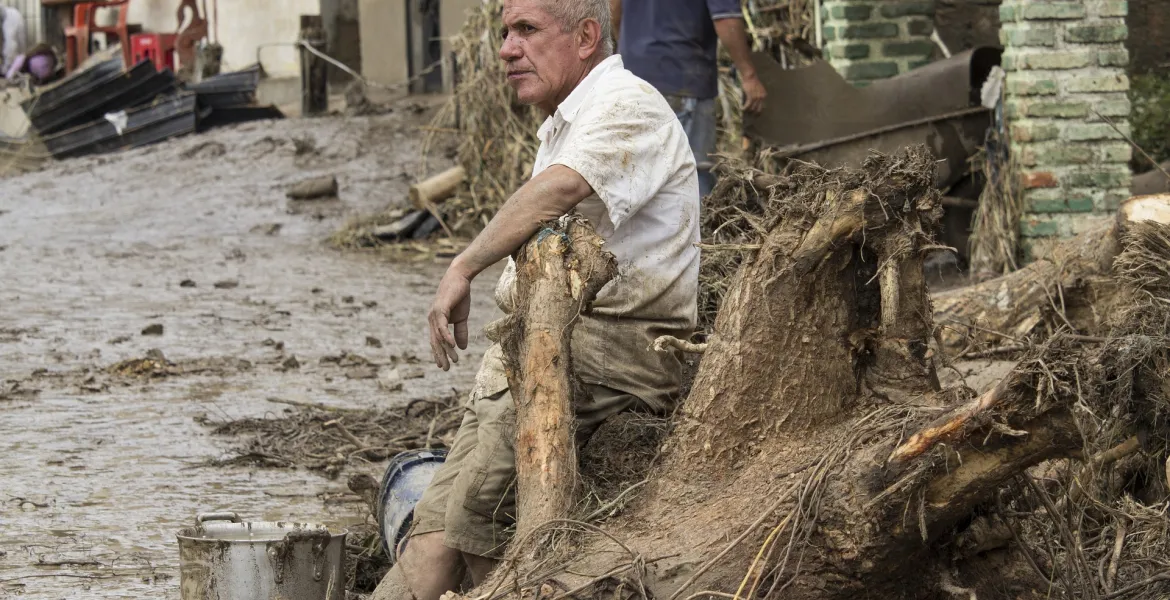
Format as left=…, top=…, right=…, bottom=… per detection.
left=611, top=0, right=767, bottom=196
left=0, top=6, right=28, bottom=77
left=372, top=0, right=699, bottom=599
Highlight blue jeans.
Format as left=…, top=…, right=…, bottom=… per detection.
left=666, top=95, right=718, bottom=197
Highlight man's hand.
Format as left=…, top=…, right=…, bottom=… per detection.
left=712, top=18, right=767, bottom=114
left=423, top=166, right=594, bottom=371
left=428, top=267, right=472, bottom=371
left=741, top=72, right=767, bottom=114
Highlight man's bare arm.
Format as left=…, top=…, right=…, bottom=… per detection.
left=427, top=165, right=594, bottom=370
left=454, top=165, right=592, bottom=280
left=609, top=0, right=622, bottom=46
left=713, top=18, right=767, bottom=113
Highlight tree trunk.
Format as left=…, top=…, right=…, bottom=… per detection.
left=500, top=217, right=617, bottom=542
left=933, top=194, right=1170, bottom=356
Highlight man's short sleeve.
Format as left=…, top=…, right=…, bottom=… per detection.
left=550, top=88, right=684, bottom=231
left=708, top=0, right=742, bottom=20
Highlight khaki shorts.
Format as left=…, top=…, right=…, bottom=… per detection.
left=408, top=384, right=646, bottom=558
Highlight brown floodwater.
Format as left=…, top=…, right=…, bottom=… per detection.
left=0, top=104, right=499, bottom=598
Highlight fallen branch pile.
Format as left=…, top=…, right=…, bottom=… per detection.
left=197, top=393, right=462, bottom=478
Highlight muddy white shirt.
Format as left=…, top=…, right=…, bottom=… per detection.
left=478, top=54, right=701, bottom=411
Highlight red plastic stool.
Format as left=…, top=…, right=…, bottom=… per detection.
left=130, top=33, right=177, bottom=72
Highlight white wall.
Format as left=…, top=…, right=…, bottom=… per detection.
left=126, top=0, right=319, bottom=77
left=359, top=0, right=480, bottom=90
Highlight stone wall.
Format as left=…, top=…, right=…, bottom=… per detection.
left=1000, top=1, right=1131, bottom=257
left=822, top=0, right=937, bottom=84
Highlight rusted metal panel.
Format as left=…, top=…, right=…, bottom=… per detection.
left=745, top=48, right=1002, bottom=188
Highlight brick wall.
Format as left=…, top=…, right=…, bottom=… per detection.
left=1000, top=1, right=1131, bottom=257
left=822, top=0, right=937, bottom=84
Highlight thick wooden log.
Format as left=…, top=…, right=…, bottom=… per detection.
left=287, top=175, right=338, bottom=200
left=501, top=218, right=617, bottom=540
left=933, top=194, right=1170, bottom=354
left=409, top=166, right=466, bottom=209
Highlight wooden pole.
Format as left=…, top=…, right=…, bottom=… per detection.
left=409, top=166, right=466, bottom=209
left=300, top=15, right=328, bottom=117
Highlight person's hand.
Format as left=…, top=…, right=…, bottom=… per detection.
left=741, top=72, right=767, bottom=114
left=428, top=268, right=472, bottom=371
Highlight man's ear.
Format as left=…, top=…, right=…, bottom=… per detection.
left=577, top=18, right=603, bottom=60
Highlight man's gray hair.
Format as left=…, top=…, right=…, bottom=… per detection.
left=544, top=0, right=614, bottom=56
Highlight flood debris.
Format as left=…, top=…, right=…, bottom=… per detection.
left=110, top=349, right=173, bottom=378
left=0, top=380, right=40, bottom=402
left=197, top=391, right=464, bottom=478
left=430, top=149, right=1170, bottom=600
left=213, top=279, right=239, bottom=289
left=141, top=323, right=164, bottom=336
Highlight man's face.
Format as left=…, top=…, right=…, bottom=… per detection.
left=499, top=0, right=584, bottom=114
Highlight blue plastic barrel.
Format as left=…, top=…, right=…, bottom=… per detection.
left=376, top=449, right=448, bottom=561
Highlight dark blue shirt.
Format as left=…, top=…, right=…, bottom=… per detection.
left=617, top=0, right=742, bottom=100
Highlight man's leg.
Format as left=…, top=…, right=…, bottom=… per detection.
left=372, top=399, right=486, bottom=600
left=463, top=553, right=499, bottom=585
left=439, top=387, right=649, bottom=583
left=372, top=532, right=464, bottom=600
left=668, top=95, right=720, bottom=197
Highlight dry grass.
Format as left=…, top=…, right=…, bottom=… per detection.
left=968, top=125, right=1022, bottom=277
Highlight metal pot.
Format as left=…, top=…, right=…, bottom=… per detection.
left=177, top=512, right=347, bottom=600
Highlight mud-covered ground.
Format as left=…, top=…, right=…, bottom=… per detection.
left=0, top=100, right=501, bottom=598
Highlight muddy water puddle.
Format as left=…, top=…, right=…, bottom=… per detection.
left=1, top=105, right=498, bottom=598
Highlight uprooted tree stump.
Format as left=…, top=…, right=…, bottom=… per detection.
left=475, top=150, right=1170, bottom=600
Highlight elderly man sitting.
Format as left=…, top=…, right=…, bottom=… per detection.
left=373, top=0, right=699, bottom=597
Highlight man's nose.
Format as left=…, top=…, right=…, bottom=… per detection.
left=499, top=34, right=522, bottom=61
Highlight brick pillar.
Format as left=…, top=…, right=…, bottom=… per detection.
left=1001, top=1, right=1132, bottom=258
left=821, top=0, right=937, bottom=85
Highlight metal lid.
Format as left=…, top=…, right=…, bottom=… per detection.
left=176, top=512, right=345, bottom=543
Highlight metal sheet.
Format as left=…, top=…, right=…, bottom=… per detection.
left=783, top=110, right=990, bottom=188
left=42, top=93, right=198, bottom=158
left=746, top=48, right=1001, bottom=148
left=198, top=105, right=285, bottom=131
left=23, top=57, right=124, bottom=116
left=30, top=61, right=173, bottom=134
left=1132, top=162, right=1170, bottom=196
left=188, top=65, right=262, bottom=94
left=744, top=48, right=1001, bottom=188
